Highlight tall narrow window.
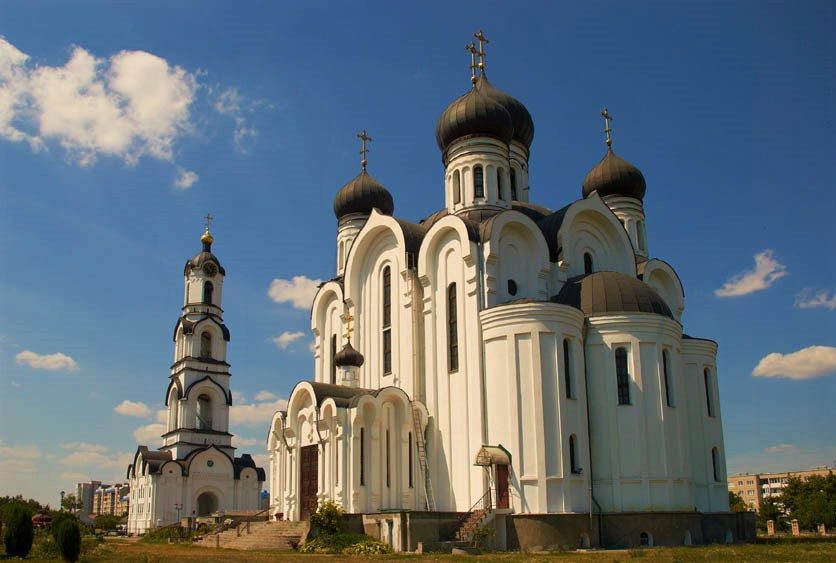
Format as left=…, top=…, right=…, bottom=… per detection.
left=200, top=331, right=212, bottom=359
left=510, top=168, right=518, bottom=200
left=663, top=349, right=673, bottom=407
left=704, top=368, right=715, bottom=417
left=202, top=282, right=214, bottom=305
left=330, top=334, right=337, bottom=384
left=447, top=283, right=459, bottom=372
left=584, top=252, right=593, bottom=275
left=563, top=338, right=573, bottom=399
left=360, top=428, right=365, bottom=486
left=712, top=447, right=721, bottom=482
left=637, top=220, right=646, bottom=251
left=408, top=432, right=413, bottom=488
left=382, top=266, right=392, bottom=374
left=496, top=168, right=504, bottom=200
left=453, top=170, right=461, bottom=204
left=386, top=429, right=391, bottom=487
left=569, top=434, right=580, bottom=473
left=615, top=347, right=630, bottom=405
left=474, top=165, right=484, bottom=198
left=196, top=394, right=212, bottom=430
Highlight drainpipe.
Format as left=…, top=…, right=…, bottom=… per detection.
left=582, top=318, right=603, bottom=548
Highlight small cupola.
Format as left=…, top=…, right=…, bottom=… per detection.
left=333, top=129, right=394, bottom=220
left=435, top=75, right=514, bottom=155
left=185, top=215, right=225, bottom=276
left=582, top=108, right=646, bottom=200
left=334, top=340, right=364, bottom=368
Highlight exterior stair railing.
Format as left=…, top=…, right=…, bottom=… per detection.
left=456, top=489, right=495, bottom=542
left=411, top=405, right=436, bottom=511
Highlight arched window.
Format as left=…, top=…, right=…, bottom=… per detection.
left=584, top=252, right=594, bottom=275
left=453, top=170, right=461, bottom=204
left=663, top=349, right=673, bottom=407
left=382, top=266, right=392, bottom=374
left=330, top=334, right=337, bottom=384
left=474, top=165, right=484, bottom=198
left=510, top=168, right=518, bottom=200
left=712, top=447, right=721, bottom=482
left=200, top=331, right=212, bottom=359
left=196, top=394, right=212, bottom=430
left=704, top=368, right=715, bottom=417
left=507, top=279, right=518, bottom=296
left=496, top=168, right=504, bottom=200
left=563, top=339, right=573, bottom=398
left=637, top=220, right=646, bottom=251
left=569, top=434, right=580, bottom=473
left=447, top=283, right=459, bottom=372
left=359, top=428, right=366, bottom=486
left=639, top=532, right=652, bottom=547
left=615, top=347, right=630, bottom=405
left=338, top=240, right=344, bottom=268
left=202, top=281, right=213, bottom=305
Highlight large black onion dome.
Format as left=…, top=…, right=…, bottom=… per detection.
left=478, top=75, right=534, bottom=148
left=333, top=170, right=394, bottom=219
left=582, top=148, right=646, bottom=200
left=552, top=271, right=672, bottom=319
left=334, top=340, right=364, bottom=368
left=436, top=76, right=514, bottom=153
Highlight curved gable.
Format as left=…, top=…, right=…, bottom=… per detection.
left=184, top=375, right=232, bottom=405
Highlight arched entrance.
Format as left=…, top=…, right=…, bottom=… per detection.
left=196, top=492, right=218, bottom=516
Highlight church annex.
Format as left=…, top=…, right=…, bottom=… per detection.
left=268, top=33, right=752, bottom=550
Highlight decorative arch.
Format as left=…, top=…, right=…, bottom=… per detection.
left=481, top=210, right=551, bottom=302
left=183, top=375, right=232, bottom=405
left=640, top=259, right=686, bottom=320
left=344, top=212, right=413, bottom=303
left=164, top=379, right=184, bottom=406
left=416, top=214, right=477, bottom=284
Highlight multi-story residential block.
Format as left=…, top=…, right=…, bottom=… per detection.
left=728, top=466, right=834, bottom=511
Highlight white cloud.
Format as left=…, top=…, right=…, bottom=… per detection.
left=154, top=409, right=167, bottom=424
left=268, top=275, right=321, bottom=310
left=133, top=423, right=166, bottom=445
left=231, top=390, right=246, bottom=404
left=15, top=349, right=78, bottom=372
left=715, top=250, right=787, bottom=298
left=251, top=453, right=269, bottom=469
left=0, top=38, right=198, bottom=168
left=0, top=442, right=42, bottom=459
left=230, top=398, right=287, bottom=427
left=114, top=399, right=151, bottom=418
left=173, top=167, right=199, bottom=189
left=60, top=442, right=108, bottom=453
left=752, top=345, right=836, bottom=380
left=254, top=390, right=277, bottom=402
left=763, top=443, right=799, bottom=454
left=61, top=449, right=132, bottom=470
left=795, top=289, right=836, bottom=311
left=232, top=436, right=261, bottom=447
left=59, top=472, right=90, bottom=483
left=309, top=340, right=316, bottom=353
left=272, top=331, right=305, bottom=350
left=213, top=87, right=258, bottom=153
left=10, top=381, right=20, bottom=388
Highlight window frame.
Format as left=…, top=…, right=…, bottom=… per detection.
left=382, top=266, right=392, bottom=375
left=615, top=347, right=631, bottom=405
left=474, top=165, right=484, bottom=198
left=447, top=282, right=459, bottom=373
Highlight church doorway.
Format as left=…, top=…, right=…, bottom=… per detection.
left=495, top=464, right=509, bottom=509
left=196, top=492, right=218, bottom=516
left=299, top=445, right=319, bottom=520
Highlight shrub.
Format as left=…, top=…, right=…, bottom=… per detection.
left=310, top=499, right=344, bottom=536
left=299, top=532, right=392, bottom=554
left=56, top=519, right=82, bottom=562
left=51, top=512, right=78, bottom=541
left=3, top=504, right=34, bottom=558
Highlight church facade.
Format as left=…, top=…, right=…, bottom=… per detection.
left=126, top=227, right=264, bottom=535
left=268, top=38, right=747, bottom=549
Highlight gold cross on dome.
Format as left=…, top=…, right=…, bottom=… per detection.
left=204, top=213, right=214, bottom=231
left=466, top=41, right=478, bottom=85
left=601, top=108, right=614, bottom=148
left=343, top=312, right=354, bottom=341
left=357, top=129, right=372, bottom=170
left=473, top=29, right=489, bottom=72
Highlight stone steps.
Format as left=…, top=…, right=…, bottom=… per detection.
left=197, top=520, right=308, bottom=551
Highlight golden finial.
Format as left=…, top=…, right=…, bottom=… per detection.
left=201, top=212, right=214, bottom=244
left=473, top=29, right=489, bottom=73
left=601, top=108, right=614, bottom=148
left=343, top=312, right=354, bottom=341
left=466, top=41, right=478, bottom=85
left=356, top=129, right=372, bottom=171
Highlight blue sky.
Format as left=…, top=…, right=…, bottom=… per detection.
left=1, top=1, right=834, bottom=506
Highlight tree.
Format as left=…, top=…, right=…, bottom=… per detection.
left=95, top=514, right=120, bottom=531
left=61, top=493, right=79, bottom=511
left=780, top=473, right=836, bottom=531
left=52, top=512, right=78, bottom=541
left=2, top=504, right=34, bottom=558
left=728, top=491, right=748, bottom=512
left=56, top=519, right=82, bottom=563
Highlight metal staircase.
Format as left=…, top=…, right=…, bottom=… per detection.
left=411, top=406, right=435, bottom=511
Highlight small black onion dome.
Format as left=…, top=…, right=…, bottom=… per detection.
left=552, top=271, right=672, bottom=319
left=184, top=231, right=225, bottom=276
left=436, top=76, right=514, bottom=153
left=334, top=340, right=364, bottom=368
left=478, top=75, right=534, bottom=148
left=333, top=170, right=394, bottom=219
left=582, top=148, right=646, bottom=200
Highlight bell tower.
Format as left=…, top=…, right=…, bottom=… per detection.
left=162, top=216, right=235, bottom=460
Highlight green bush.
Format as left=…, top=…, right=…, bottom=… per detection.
left=3, top=504, right=34, bottom=558
left=309, top=499, right=344, bottom=536
left=56, top=519, right=82, bottom=562
left=51, top=512, right=77, bottom=541
left=300, top=532, right=392, bottom=554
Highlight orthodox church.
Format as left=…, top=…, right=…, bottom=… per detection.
left=268, top=34, right=747, bottom=549
left=126, top=225, right=265, bottom=535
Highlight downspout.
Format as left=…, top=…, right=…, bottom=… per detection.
left=582, top=318, right=604, bottom=548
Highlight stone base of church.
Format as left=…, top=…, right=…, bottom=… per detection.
left=338, top=510, right=755, bottom=552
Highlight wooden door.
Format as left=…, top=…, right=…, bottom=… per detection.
left=495, top=464, right=509, bottom=509
left=299, top=445, right=319, bottom=520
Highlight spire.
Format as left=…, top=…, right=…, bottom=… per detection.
left=601, top=107, right=614, bottom=149
left=473, top=29, right=489, bottom=74
left=200, top=212, right=214, bottom=250
left=356, top=129, right=372, bottom=171
left=466, top=41, right=478, bottom=85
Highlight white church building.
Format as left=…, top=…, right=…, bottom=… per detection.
left=266, top=37, right=752, bottom=550
left=126, top=226, right=264, bottom=535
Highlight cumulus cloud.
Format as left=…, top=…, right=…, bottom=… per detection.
left=254, top=390, right=277, bottom=401
left=10, top=381, right=20, bottom=388
left=0, top=442, right=42, bottom=459
left=173, top=167, right=199, bottom=189
left=114, top=399, right=151, bottom=418
left=230, top=397, right=287, bottom=427
left=764, top=443, right=799, bottom=454
left=15, top=350, right=78, bottom=372
left=154, top=409, right=167, bottom=423
left=795, top=289, right=836, bottom=311
left=61, top=442, right=108, bottom=453
left=59, top=472, right=90, bottom=483
left=213, top=87, right=258, bottom=153
left=715, top=250, right=787, bottom=298
left=133, top=423, right=166, bottom=445
left=272, top=331, right=305, bottom=350
left=752, top=345, right=836, bottom=380
left=232, top=436, right=261, bottom=447
left=0, top=37, right=198, bottom=168
left=268, top=275, right=321, bottom=310
left=61, top=449, right=132, bottom=470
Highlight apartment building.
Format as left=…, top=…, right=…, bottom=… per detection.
left=728, top=466, right=833, bottom=511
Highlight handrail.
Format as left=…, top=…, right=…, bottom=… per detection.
left=459, top=489, right=494, bottom=527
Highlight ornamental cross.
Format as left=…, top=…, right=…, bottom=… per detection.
left=357, top=129, right=372, bottom=170
left=204, top=213, right=214, bottom=231
left=473, top=29, right=489, bottom=72
left=343, top=312, right=354, bottom=341
left=466, top=41, right=478, bottom=84
left=601, top=108, right=614, bottom=147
